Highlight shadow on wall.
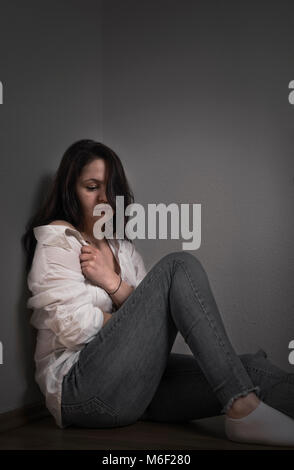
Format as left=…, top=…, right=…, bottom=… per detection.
left=18, top=173, right=54, bottom=409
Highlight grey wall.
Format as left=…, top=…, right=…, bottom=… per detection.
left=0, top=0, right=103, bottom=414
left=101, top=0, right=294, bottom=367
left=1, top=0, right=294, bottom=416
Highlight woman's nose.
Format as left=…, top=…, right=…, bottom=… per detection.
left=97, top=191, right=107, bottom=203
left=97, top=198, right=108, bottom=206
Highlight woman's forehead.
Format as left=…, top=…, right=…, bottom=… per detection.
left=80, top=158, right=107, bottom=180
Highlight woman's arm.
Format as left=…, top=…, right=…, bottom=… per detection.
left=102, top=311, right=113, bottom=326
left=27, top=242, right=105, bottom=351
left=79, top=244, right=136, bottom=309
left=104, top=274, right=135, bottom=309
left=79, top=240, right=146, bottom=311
left=103, top=241, right=147, bottom=309
left=101, top=281, right=133, bottom=327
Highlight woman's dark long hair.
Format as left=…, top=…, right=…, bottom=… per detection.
left=21, top=139, right=135, bottom=275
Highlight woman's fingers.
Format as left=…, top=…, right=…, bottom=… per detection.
left=79, top=252, right=93, bottom=261
left=81, top=245, right=98, bottom=253
left=80, top=261, right=90, bottom=268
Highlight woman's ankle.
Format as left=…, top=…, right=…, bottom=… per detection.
left=226, top=392, right=261, bottom=419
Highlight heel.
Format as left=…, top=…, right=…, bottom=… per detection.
left=224, top=401, right=294, bottom=447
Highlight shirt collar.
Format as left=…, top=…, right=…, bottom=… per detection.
left=33, top=225, right=120, bottom=252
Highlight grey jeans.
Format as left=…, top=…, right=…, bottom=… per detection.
left=61, top=251, right=289, bottom=428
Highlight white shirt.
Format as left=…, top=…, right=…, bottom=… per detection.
left=26, top=224, right=147, bottom=428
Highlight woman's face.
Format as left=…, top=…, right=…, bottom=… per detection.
left=75, top=158, right=110, bottom=228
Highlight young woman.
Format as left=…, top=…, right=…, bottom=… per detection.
left=22, top=139, right=294, bottom=447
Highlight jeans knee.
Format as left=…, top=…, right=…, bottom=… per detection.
left=158, top=250, right=205, bottom=279
left=162, top=250, right=200, bottom=266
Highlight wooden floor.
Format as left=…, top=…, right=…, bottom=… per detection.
left=0, top=414, right=291, bottom=450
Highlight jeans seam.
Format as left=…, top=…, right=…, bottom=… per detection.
left=62, top=395, right=119, bottom=416
left=174, top=259, right=249, bottom=393
left=244, top=364, right=285, bottom=380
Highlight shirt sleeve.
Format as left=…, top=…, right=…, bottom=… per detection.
left=129, top=242, right=147, bottom=287
left=27, top=242, right=104, bottom=351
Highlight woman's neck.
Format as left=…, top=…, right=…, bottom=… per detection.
left=81, top=230, right=108, bottom=248
left=78, top=220, right=109, bottom=248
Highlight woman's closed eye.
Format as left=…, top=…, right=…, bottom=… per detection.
left=87, top=186, right=99, bottom=191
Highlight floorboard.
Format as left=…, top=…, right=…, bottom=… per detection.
left=0, top=415, right=291, bottom=450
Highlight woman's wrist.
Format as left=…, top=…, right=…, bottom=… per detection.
left=104, top=273, right=121, bottom=295
left=105, top=276, right=134, bottom=308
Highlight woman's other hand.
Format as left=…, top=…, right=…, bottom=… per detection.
left=79, top=244, right=118, bottom=291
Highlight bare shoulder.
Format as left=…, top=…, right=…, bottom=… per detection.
left=49, top=220, right=77, bottom=230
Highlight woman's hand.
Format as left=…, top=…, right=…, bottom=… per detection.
left=79, top=244, right=118, bottom=292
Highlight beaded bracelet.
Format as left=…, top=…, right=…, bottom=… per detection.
left=106, top=274, right=122, bottom=295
